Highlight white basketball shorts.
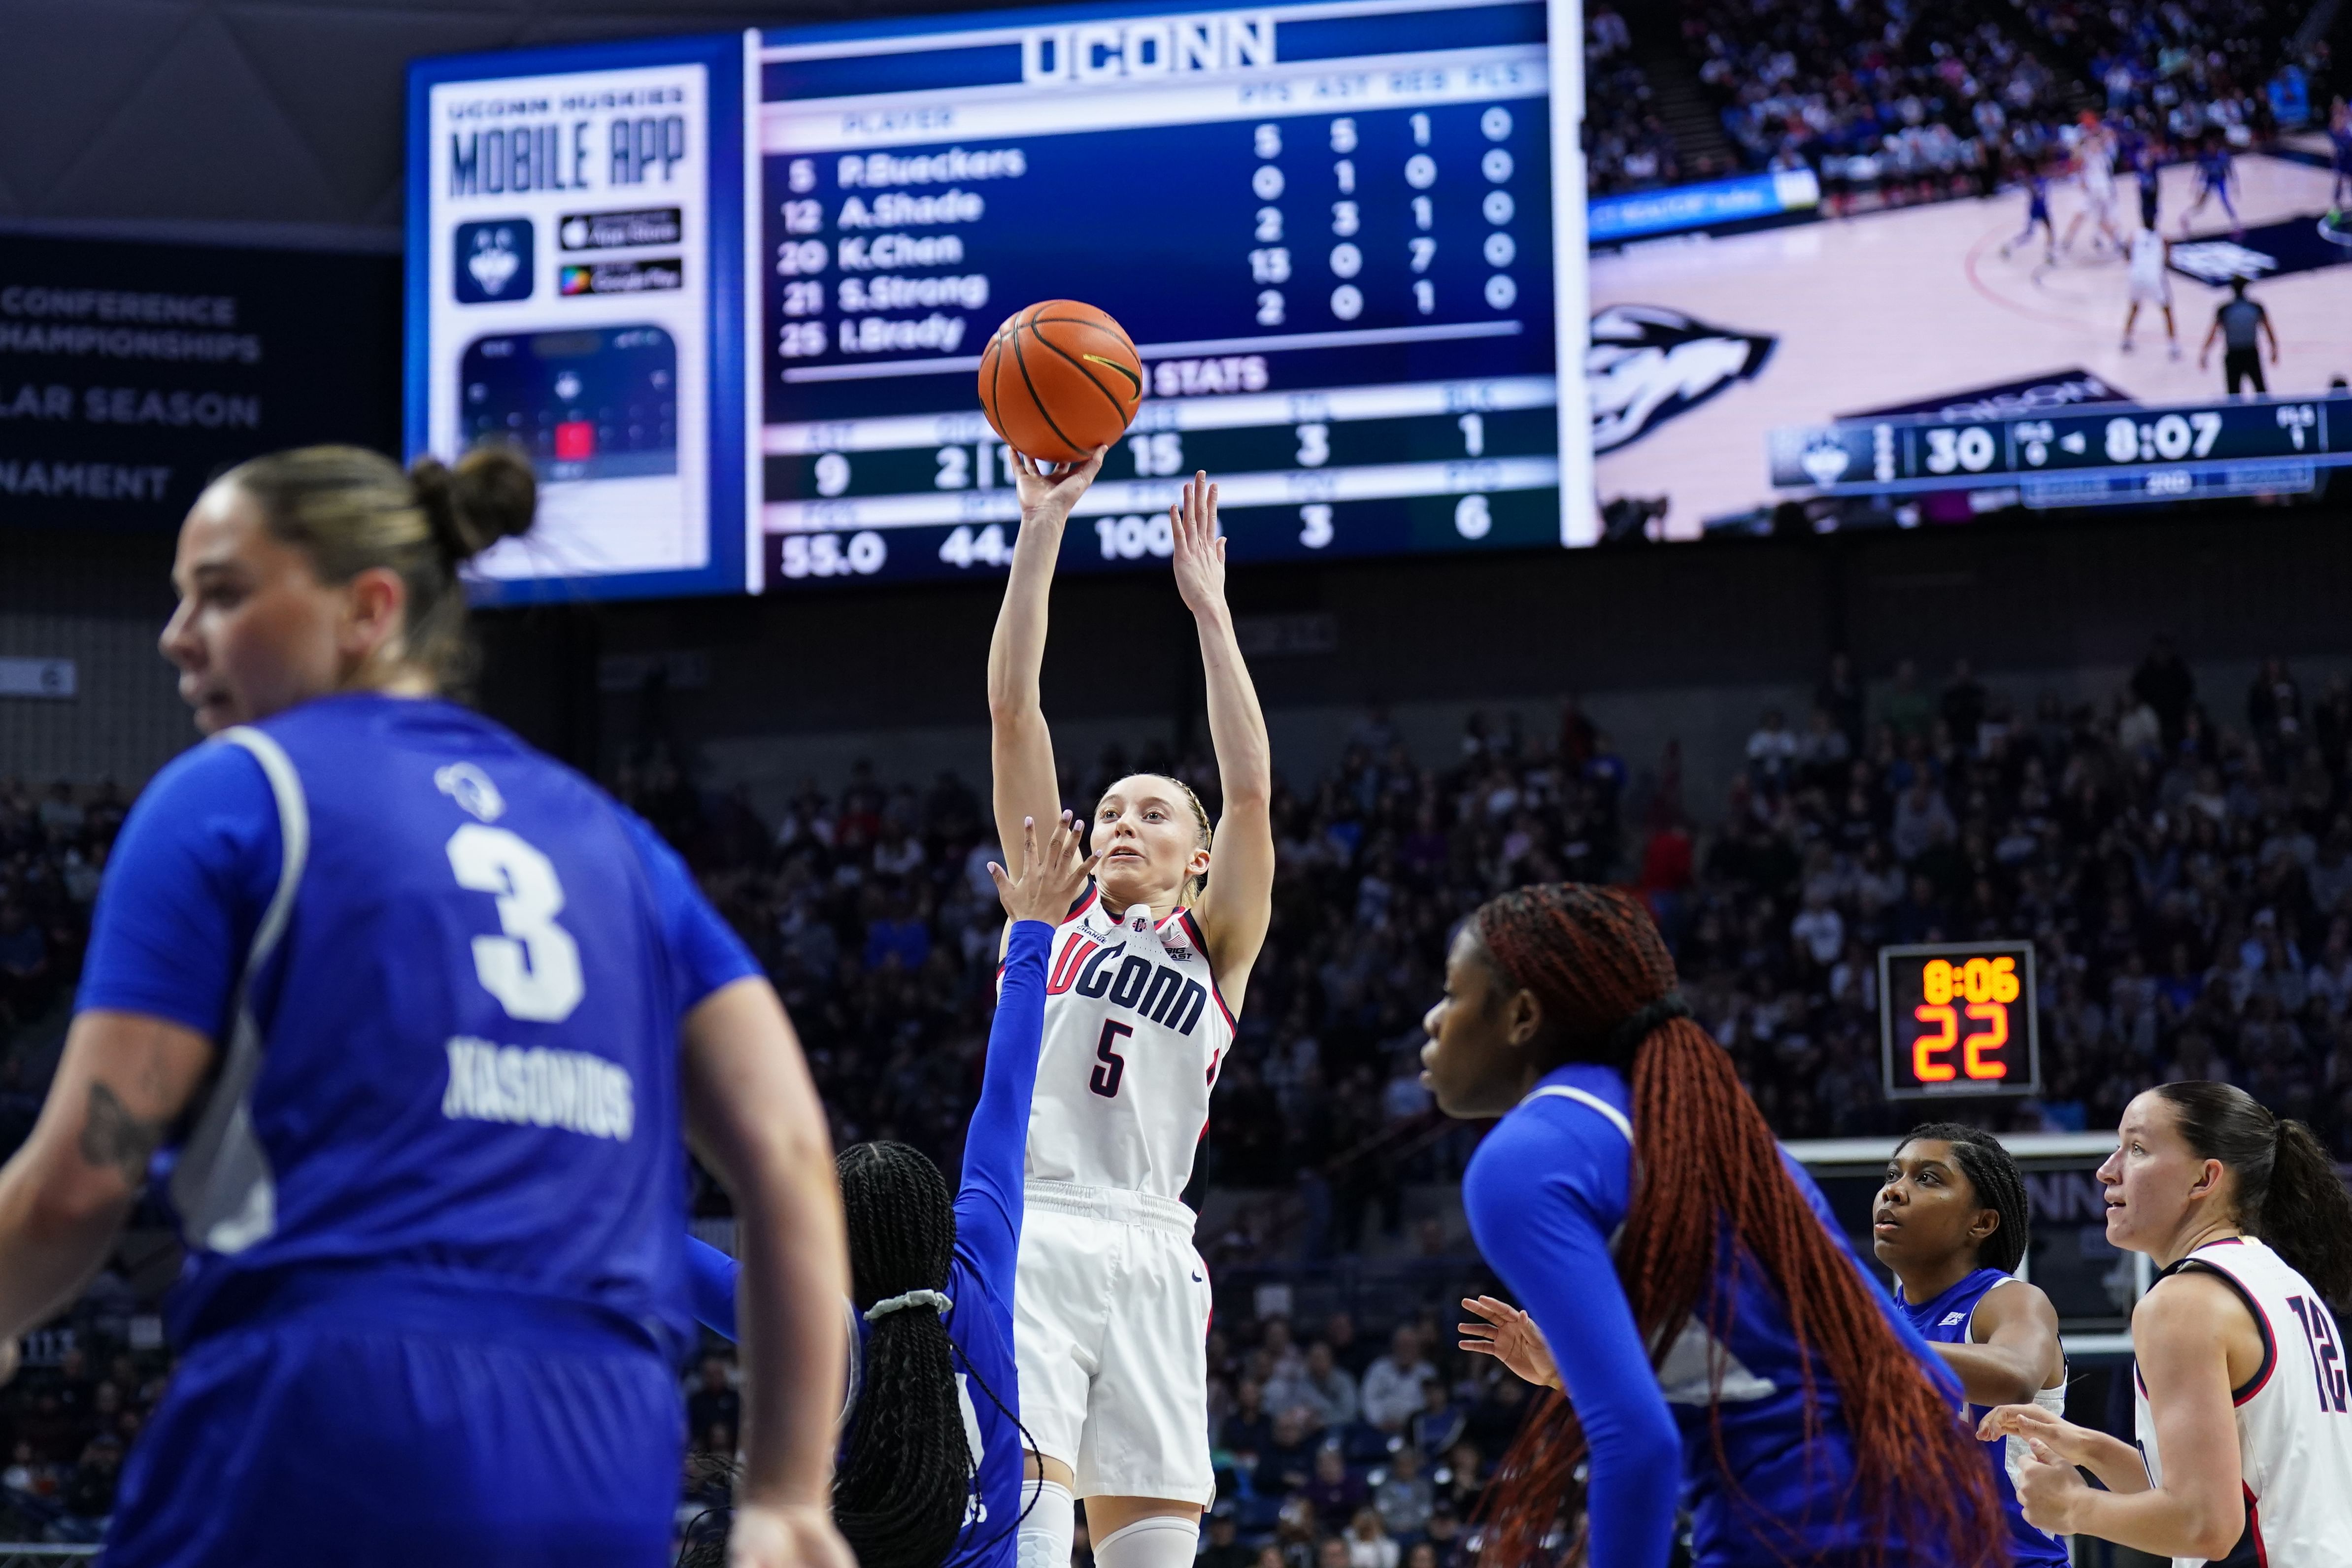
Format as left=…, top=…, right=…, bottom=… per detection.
left=1012, top=1181, right=1214, bottom=1505
left=2129, top=273, right=2171, bottom=306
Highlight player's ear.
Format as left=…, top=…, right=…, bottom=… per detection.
left=1970, top=1207, right=2001, bottom=1246
left=1502, top=986, right=1544, bottom=1050
left=339, top=566, right=410, bottom=669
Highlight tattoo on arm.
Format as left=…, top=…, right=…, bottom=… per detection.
left=78, top=1083, right=164, bottom=1187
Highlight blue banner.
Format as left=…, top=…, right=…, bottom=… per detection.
left=1588, top=168, right=1820, bottom=244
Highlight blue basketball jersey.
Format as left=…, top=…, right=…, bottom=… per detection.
left=1465, top=1063, right=1971, bottom=1568
left=1896, top=1269, right=2069, bottom=1568
left=685, top=917, right=1051, bottom=1568
left=79, top=692, right=758, bottom=1352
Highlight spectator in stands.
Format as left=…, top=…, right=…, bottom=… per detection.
left=1222, top=1377, right=1276, bottom=1461
left=1406, top=1372, right=1467, bottom=1459
left=1345, top=1505, right=1400, bottom=1568
left=684, top=1354, right=739, bottom=1452
left=2249, top=656, right=2305, bottom=751
left=1305, top=1446, right=1368, bottom=1532
left=1746, top=709, right=1800, bottom=794
left=1883, top=659, right=1932, bottom=738
left=1270, top=1339, right=1362, bottom=1434
left=1361, top=1326, right=1437, bottom=1432
left=1202, top=1509, right=1251, bottom=1568
left=1256, top=1407, right=1320, bottom=1498
left=1373, top=1444, right=1434, bottom=1536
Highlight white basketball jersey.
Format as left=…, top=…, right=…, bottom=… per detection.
left=2134, top=1236, right=2352, bottom=1568
left=2130, top=229, right=2166, bottom=281
left=2084, top=135, right=2116, bottom=195
left=1017, top=882, right=1234, bottom=1202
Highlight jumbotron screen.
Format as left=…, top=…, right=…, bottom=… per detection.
left=406, top=0, right=2352, bottom=598
left=406, top=0, right=1592, bottom=601
left=753, top=0, right=1592, bottom=587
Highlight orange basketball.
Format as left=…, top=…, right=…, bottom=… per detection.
left=976, top=300, right=1144, bottom=465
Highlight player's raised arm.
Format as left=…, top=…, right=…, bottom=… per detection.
left=962, top=813, right=1098, bottom=1267
left=987, top=447, right=1106, bottom=878
left=1170, top=471, right=1274, bottom=1008
left=679, top=978, right=854, bottom=1568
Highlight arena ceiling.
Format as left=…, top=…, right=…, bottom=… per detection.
left=0, top=0, right=1013, bottom=245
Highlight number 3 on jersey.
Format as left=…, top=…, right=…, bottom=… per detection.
left=1090, top=1020, right=1131, bottom=1098
left=446, top=823, right=584, bottom=1023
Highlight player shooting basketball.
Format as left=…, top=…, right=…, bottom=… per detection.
left=987, top=453, right=1274, bottom=1568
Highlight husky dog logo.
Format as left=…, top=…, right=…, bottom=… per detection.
left=1587, top=304, right=1776, bottom=454
left=454, top=219, right=534, bottom=304
left=434, top=762, right=506, bottom=823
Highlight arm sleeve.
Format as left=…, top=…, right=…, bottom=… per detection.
left=954, top=919, right=1053, bottom=1288
left=76, top=742, right=279, bottom=1038
left=1463, top=1110, right=1681, bottom=1568
left=684, top=1235, right=740, bottom=1341
left=616, top=811, right=762, bottom=1019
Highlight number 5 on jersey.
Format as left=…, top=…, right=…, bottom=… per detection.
left=446, top=823, right=584, bottom=1023
left=1090, top=1020, right=1131, bottom=1099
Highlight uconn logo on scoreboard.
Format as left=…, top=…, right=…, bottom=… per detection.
left=1022, top=11, right=1276, bottom=83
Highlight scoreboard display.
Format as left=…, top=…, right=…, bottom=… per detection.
left=1878, top=942, right=2039, bottom=1101
left=753, top=0, right=1590, bottom=588
left=408, top=0, right=1591, bottom=601
left=1771, top=395, right=2351, bottom=511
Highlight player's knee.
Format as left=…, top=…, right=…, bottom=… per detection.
left=1015, top=1478, right=1075, bottom=1568
left=1094, top=1515, right=1202, bottom=1568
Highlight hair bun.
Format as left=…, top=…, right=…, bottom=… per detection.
left=408, top=443, right=537, bottom=565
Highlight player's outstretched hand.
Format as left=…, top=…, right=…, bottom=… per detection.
left=1977, top=1401, right=2098, bottom=1464
left=1169, top=469, right=1226, bottom=616
left=1458, top=1296, right=1561, bottom=1390
left=990, top=812, right=1098, bottom=926
left=728, top=1500, right=856, bottom=1568
left=1014, top=446, right=1108, bottom=529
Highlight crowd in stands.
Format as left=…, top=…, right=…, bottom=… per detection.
left=8, top=636, right=2352, bottom=1542
left=1682, top=0, right=2073, bottom=205
left=1198, top=1313, right=1523, bottom=1568
left=1583, top=8, right=1693, bottom=197
left=1580, top=0, right=2316, bottom=217
left=2013, top=0, right=2293, bottom=144
left=0, top=1342, right=162, bottom=1543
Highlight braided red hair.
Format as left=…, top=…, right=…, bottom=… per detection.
left=1469, top=884, right=2001, bottom=1568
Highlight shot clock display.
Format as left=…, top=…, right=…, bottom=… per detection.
left=1878, top=942, right=2039, bottom=1101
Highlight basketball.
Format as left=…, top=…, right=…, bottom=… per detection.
left=976, top=300, right=1144, bottom=465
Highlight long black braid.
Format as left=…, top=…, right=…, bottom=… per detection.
left=837, top=1140, right=973, bottom=1568
left=1898, top=1123, right=2032, bottom=1275
left=675, top=1140, right=1051, bottom=1568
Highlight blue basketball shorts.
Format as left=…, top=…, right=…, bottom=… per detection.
left=102, top=1283, right=683, bottom=1568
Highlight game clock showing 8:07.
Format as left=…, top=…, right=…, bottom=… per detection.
left=1877, top=942, right=2039, bottom=1100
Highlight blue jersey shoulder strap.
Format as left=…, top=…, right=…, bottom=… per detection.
left=1521, top=1083, right=1633, bottom=1143
left=169, top=726, right=308, bottom=1255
